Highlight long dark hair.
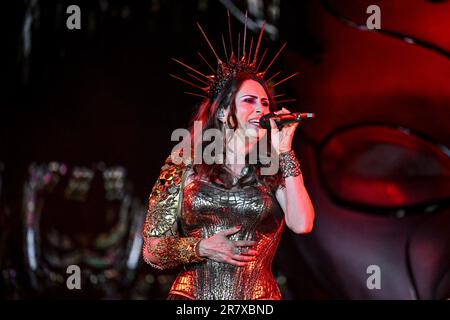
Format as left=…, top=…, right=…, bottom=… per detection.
left=186, top=72, right=283, bottom=192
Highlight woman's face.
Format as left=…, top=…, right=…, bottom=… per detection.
left=233, top=79, right=270, bottom=140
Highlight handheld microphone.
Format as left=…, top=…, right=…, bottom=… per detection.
left=259, top=112, right=315, bottom=129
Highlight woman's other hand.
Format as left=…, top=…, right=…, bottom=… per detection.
left=197, top=226, right=258, bottom=267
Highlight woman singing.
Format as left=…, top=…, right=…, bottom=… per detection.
left=141, top=13, right=315, bottom=300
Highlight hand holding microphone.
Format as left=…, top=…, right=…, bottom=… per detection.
left=258, top=107, right=315, bottom=154
left=259, top=111, right=315, bottom=130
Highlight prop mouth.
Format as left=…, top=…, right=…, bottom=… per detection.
left=248, top=119, right=260, bottom=126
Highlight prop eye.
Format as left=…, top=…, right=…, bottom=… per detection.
left=319, top=125, right=450, bottom=215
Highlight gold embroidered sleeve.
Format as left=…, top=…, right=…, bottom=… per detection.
left=144, top=236, right=205, bottom=270
left=141, top=155, right=205, bottom=269
left=143, top=155, right=183, bottom=238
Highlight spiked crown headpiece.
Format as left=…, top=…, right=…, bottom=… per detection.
left=170, top=11, right=298, bottom=104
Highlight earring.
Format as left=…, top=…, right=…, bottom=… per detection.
left=217, top=108, right=229, bottom=129
left=217, top=108, right=225, bottom=120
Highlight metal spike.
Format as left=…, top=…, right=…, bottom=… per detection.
left=187, top=72, right=209, bottom=85
left=172, top=58, right=208, bottom=79
left=252, top=20, right=266, bottom=65
left=248, top=37, right=254, bottom=63
left=184, top=91, right=208, bottom=98
left=227, top=10, right=234, bottom=59
left=197, top=52, right=215, bottom=73
left=170, top=74, right=206, bottom=90
left=197, top=22, right=221, bottom=61
left=263, top=42, right=287, bottom=74
left=274, top=98, right=297, bottom=104
left=237, top=32, right=241, bottom=61
left=256, top=48, right=267, bottom=72
left=243, top=10, right=248, bottom=58
left=273, top=93, right=286, bottom=98
left=266, top=71, right=281, bottom=83
left=221, top=34, right=229, bottom=62
left=272, top=72, right=300, bottom=88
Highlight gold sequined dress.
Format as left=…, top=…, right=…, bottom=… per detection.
left=143, top=155, right=285, bottom=300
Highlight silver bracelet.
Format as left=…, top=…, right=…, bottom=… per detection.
left=279, top=150, right=302, bottom=178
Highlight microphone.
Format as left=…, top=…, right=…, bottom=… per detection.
left=258, top=112, right=315, bottom=129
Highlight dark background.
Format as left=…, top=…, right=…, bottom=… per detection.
left=2, top=0, right=450, bottom=299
